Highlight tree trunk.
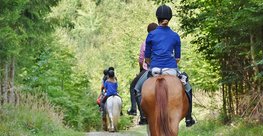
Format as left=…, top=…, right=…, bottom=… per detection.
left=9, top=57, right=15, bottom=104
left=222, top=84, right=228, bottom=123
left=250, top=34, right=260, bottom=92
left=0, top=60, right=2, bottom=105
left=3, top=62, right=9, bottom=104
left=235, top=82, right=239, bottom=115
left=228, top=84, right=233, bottom=120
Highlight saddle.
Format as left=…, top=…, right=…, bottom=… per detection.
left=102, top=94, right=121, bottom=103
left=149, top=68, right=189, bottom=85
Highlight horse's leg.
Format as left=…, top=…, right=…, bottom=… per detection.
left=147, top=114, right=158, bottom=136
left=113, top=98, right=122, bottom=132
left=113, top=114, right=119, bottom=132
left=106, top=100, right=112, bottom=132
left=170, top=117, right=180, bottom=136
left=146, top=124, right=151, bottom=136
left=107, top=111, right=114, bottom=132
left=113, top=110, right=119, bottom=132
left=106, top=117, right=109, bottom=131
left=102, top=117, right=107, bottom=131
left=101, top=102, right=108, bottom=131
left=141, top=100, right=157, bottom=136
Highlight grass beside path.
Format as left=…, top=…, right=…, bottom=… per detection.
left=0, top=104, right=83, bottom=136
left=178, top=118, right=263, bottom=136
left=87, top=120, right=263, bottom=136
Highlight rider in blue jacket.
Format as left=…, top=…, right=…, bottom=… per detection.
left=136, top=5, right=195, bottom=127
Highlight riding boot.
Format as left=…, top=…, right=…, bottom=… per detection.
left=127, top=88, right=137, bottom=116
left=135, top=89, right=147, bottom=125
left=185, top=88, right=195, bottom=127
left=128, top=76, right=138, bottom=116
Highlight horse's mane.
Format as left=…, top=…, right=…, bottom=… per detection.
left=155, top=76, right=175, bottom=136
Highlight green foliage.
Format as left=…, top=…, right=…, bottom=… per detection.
left=18, top=42, right=100, bottom=130
left=0, top=0, right=99, bottom=131
left=23, top=0, right=222, bottom=131
left=178, top=0, right=263, bottom=122
left=180, top=38, right=220, bottom=91
left=149, top=0, right=174, bottom=4
left=179, top=118, right=263, bottom=136
left=226, top=122, right=263, bottom=136
left=178, top=0, right=263, bottom=82
left=0, top=102, right=83, bottom=136
left=0, top=0, right=59, bottom=60
left=118, top=116, right=134, bottom=130
left=48, top=0, right=158, bottom=130
left=2, top=0, right=247, bottom=132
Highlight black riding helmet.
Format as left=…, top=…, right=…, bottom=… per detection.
left=156, top=5, right=172, bottom=22
left=108, top=67, right=114, bottom=71
left=103, top=69, right=108, bottom=76
left=108, top=70, right=115, bottom=78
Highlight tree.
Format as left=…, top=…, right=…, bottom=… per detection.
left=177, top=0, right=263, bottom=122
left=0, top=0, right=59, bottom=104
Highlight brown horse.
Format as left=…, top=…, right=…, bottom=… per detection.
left=141, top=75, right=189, bottom=136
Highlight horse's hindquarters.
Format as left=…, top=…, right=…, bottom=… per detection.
left=105, top=96, right=122, bottom=132
left=141, top=75, right=188, bottom=136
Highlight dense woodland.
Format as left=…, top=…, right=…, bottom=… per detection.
left=0, top=0, right=262, bottom=134
left=177, top=0, right=263, bottom=122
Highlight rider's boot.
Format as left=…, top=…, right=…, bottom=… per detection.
left=185, top=88, right=196, bottom=127
left=139, top=116, right=147, bottom=125
left=128, top=79, right=138, bottom=116
left=127, top=109, right=137, bottom=116
left=135, top=89, right=148, bottom=125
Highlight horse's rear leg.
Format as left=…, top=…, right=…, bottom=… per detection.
left=113, top=116, right=119, bottom=132
left=102, top=117, right=107, bottom=131
left=109, top=115, right=115, bottom=132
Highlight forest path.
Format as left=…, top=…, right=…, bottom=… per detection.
left=86, top=125, right=147, bottom=136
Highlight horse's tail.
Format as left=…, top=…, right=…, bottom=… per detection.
left=155, top=76, right=175, bottom=136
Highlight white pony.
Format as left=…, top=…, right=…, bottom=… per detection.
left=105, top=95, right=122, bottom=132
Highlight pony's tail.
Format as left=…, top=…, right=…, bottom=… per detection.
left=155, top=77, right=175, bottom=136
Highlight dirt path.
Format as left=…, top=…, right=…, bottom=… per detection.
left=86, top=125, right=147, bottom=136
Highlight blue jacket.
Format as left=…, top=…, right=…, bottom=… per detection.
left=104, top=81, right=118, bottom=96
left=145, top=26, right=181, bottom=69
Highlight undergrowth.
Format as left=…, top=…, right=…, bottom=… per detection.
left=0, top=93, right=83, bottom=136
left=178, top=116, right=263, bottom=136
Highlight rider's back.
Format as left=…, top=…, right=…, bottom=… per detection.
left=145, top=26, right=181, bottom=69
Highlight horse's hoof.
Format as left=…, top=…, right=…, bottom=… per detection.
left=102, top=126, right=108, bottom=131
left=109, top=129, right=115, bottom=132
